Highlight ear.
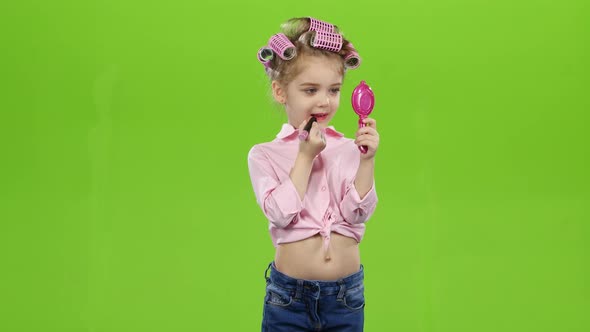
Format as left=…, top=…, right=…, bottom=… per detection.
left=271, top=80, right=286, bottom=104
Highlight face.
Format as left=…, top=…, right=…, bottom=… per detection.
left=273, top=55, right=343, bottom=128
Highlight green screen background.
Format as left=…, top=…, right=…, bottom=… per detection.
left=1, top=0, right=588, bottom=331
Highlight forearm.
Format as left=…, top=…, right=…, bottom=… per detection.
left=354, top=158, right=375, bottom=199
left=289, top=152, right=314, bottom=200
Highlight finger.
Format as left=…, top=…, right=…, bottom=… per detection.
left=308, top=123, right=326, bottom=144
left=298, top=118, right=308, bottom=130
left=355, top=135, right=379, bottom=146
left=309, top=121, right=320, bottom=135
left=362, top=117, right=377, bottom=129
left=356, top=141, right=377, bottom=153
left=356, top=127, right=379, bottom=137
left=357, top=127, right=378, bottom=135
left=302, top=116, right=318, bottom=129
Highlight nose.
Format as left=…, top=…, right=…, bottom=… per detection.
left=318, top=95, right=330, bottom=107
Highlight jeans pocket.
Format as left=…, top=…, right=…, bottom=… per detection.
left=265, top=282, right=293, bottom=307
left=341, top=284, right=365, bottom=311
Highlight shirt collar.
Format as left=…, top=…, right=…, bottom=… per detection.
left=275, top=123, right=345, bottom=140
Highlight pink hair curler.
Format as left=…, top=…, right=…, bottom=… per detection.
left=268, top=33, right=296, bottom=60
left=344, top=51, right=361, bottom=69
left=257, top=47, right=274, bottom=68
left=344, top=43, right=361, bottom=69
left=308, top=17, right=335, bottom=33
left=351, top=80, right=375, bottom=154
left=310, top=30, right=343, bottom=52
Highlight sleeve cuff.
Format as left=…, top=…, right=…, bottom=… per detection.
left=341, top=179, right=378, bottom=224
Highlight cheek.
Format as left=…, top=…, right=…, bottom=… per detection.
left=332, top=98, right=341, bottom=109
left=300, top=99, right=316, bottom=110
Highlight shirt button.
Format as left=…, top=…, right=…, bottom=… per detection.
left=321, top=186, right=326, bottom=191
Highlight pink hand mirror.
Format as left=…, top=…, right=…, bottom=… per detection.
left=351, top=80, right=375, bottom=153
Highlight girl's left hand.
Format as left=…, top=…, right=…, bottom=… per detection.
left=355, top=117, right=379, bottom=160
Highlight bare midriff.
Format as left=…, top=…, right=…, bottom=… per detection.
left=274, top=233, right=361, bottom=281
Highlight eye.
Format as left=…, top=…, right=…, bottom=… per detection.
left=304, top=88, right=317, bottom=94
left=330, top=87, right=341, bottom=94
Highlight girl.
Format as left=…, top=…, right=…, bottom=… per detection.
left=248, top=17, right=380, bottom=332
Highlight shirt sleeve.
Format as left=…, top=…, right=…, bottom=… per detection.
left=339, top=177, right=378, bottom=224
left=247, top=145, right=303, bottom=228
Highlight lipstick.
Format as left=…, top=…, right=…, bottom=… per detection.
left=298, top=116, right=317, bottom=141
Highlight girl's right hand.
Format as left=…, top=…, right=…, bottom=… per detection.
left=298, top=117, right=326, bottom=158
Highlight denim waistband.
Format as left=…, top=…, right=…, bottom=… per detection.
left=265, top=262, right=364, bottom=299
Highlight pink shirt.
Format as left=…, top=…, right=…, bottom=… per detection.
left=248, top=124, right=378, bottom=254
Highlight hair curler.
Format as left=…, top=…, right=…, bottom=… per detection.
left=268, top=33, right=296, bottom=60
left=351, top=81, right=375, bottom=153
left=344, top=52, right=361, bottom=69
left=298, top=116, right=317, bottom=141
left=257, top=47, right=274, bottom=68
left=308, top=17, right=335, bottom=33
left=257, top=47, right=273, bottom=62
left=310, top=30, right=343, bottom=52
left=344, top=43, right=361, bottom=69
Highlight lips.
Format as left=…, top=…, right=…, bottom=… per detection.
left=312, top=113, right=329, bottom=121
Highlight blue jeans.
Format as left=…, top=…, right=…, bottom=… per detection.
left=261, top=262, right=365, bottom=332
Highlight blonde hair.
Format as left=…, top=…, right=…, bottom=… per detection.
left=264, top=18, right=357, bottom=86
